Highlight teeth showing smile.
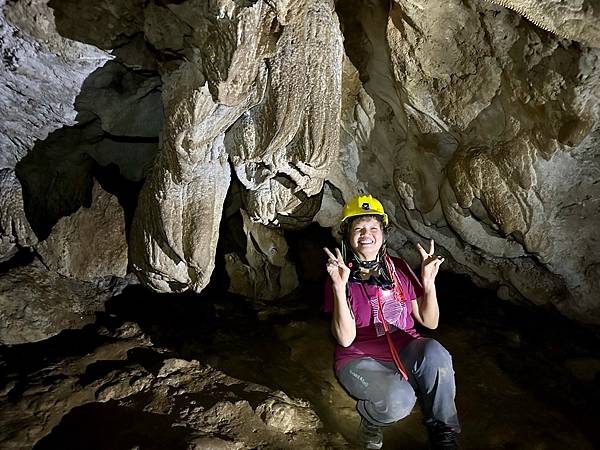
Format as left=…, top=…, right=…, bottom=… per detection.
left=359, top=239, right=374, bottom=245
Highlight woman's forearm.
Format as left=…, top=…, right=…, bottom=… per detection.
left=418, top=282, right=440, bottom=329
left=330, top=284, right=356, bottom=347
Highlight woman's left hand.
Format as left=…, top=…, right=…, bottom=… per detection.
left=416, top=239, right=444, bottom=288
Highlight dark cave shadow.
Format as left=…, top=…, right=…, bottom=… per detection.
left=33, top=400, right=192, bottom=450
left=0, top=323, right=112, bottom=394
left=435, top=271, right=600, bottom=446
left=14, top=57, right=161, bottom=241
left=3, top=268, right=599, bottom=447
left=97, top=279, right=345, bottom=414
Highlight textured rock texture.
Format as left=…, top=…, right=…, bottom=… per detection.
left=326, top=0, right=600, bottom=324
left=36, top=181, right=128, bottom=281
left=226, top=0, right=343, bottom=226
left=0, top=261, right=126, bottom=345
left=0, top=0, right=110, bottom=258
left=225, top=210, right=298, bottom=300
left=485, top=0, right=600, bottom=47
left=0, top=169, right=37, bottom=261
left=0, top=321, right=344, bottom=449
left=0, top=0, right=111, bottom=168
left=1, top=288, right=597, bottom=449
left=128, top=55, right=241, bottom=292
left=129, top=0, right=344, bottom=293
left=1, top=0, right=600, bottom=325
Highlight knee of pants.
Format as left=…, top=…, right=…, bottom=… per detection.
left=422, top=339, right=453, bottom=369
left=376, top=385, right=417, bottom=423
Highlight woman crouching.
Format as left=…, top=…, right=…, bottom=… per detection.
left=323, top=195, right=460, bottom=449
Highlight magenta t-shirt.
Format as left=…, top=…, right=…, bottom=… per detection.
left=324, top=256, right=424, bottom=372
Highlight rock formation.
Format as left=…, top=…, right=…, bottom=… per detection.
left=0, top=260, right=127, bottom=344
left=0, top=0, right=110, bottom=258
left=225, top=209, right=298, bottom=301
left=0, top=0, right=599, bottom=327
left=128, top=0, right=344, bottom=293
left=36, top=181, right=128, bottom=281
left=485, top=0, right=600, bottom=47
left=327, top=0, right=600, bottom=324
left=0, top=320, right=347, bottom=449
left=1, top=3, right=599, bottom=448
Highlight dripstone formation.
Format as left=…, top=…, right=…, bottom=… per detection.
left=1, top=0, right=600, bottom=345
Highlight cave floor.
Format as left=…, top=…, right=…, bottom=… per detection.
left=1, top=273, right=599, bottom=449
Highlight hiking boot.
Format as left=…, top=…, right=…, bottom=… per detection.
left=427, top=420, right=458, bottom=450
left=359, top=417, right=383, bottom=449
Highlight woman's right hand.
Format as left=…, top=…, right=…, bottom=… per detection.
left=323, top=247, right=350, bottom=288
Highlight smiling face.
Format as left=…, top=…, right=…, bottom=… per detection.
left=348, top=215, right=384, bottom=261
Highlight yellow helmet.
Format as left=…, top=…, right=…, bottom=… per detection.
left=341, top=194, right=389, bottom=226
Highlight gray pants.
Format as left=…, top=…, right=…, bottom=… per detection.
left=337, top=338, right=460, bottom=431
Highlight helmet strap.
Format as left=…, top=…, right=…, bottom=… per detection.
left=343, top=238, right=394, bottom=288
left=358, top=259, right=380, bottom=270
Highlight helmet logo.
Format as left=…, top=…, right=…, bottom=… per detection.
left=361, top=202, right=370, bottom=210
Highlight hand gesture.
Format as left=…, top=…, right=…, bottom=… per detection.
left=323, top=247, right=350, bottom=289
left=416, top=239, right=444, bottom=287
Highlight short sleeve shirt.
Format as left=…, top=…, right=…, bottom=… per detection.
left=324, top=256, right=424, bottom=372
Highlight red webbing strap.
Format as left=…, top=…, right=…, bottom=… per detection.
left=384, top=255, right=406, bottom=302
left=377, top=292, right=409, bottom=380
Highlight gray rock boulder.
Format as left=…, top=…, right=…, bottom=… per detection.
left=36, top=181, right=128, bottom=281
left=0, top=261, right=127, bottom=345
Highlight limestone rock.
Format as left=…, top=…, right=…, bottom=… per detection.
left=484, top=0, right=600, bottom=47
left=0, top=322, right=152, bottom=446
left=128, top=1, right=278, bottom=293
left=0, top=0, right=112, bottom=250
left=227, top=0, right=344, bottom=226
left=142, top=1, right=190, bottom=54
left=47, top=0, right=145, bottom=50
left=331, top=0, right=600, bottom=324
left=75, top=61, right=163, bottom=139
left=0, top=261, right=126, bottom=345
left=225, top=210, right=298, bottom=301
left=315, top=56, right=375, bottom=229
left=15, top=121, right=98, bottom=239
left=95, top=367, right=154, bottom=402
left=0, top=333, right=343, bottom=449
left=0, top=169, right=37, bottom=261
left=128, top=52, right=259, bottom=293
left=256, top=392, right=320, bottom=433
left=3, top=0, right=600, bottom=324
left=36, top=181, right=128, bottom=281
left=130, top=0, right=343, bottom=293
left=188, top=436, right=245, bottom=450
left=389, top=0, right=503, bottom=130
left=0, top=0, right=111, bottom=169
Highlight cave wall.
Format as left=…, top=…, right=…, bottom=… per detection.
left=1, top=0, right=599, bottom=341
left=322, top=0, right=600, bottom=324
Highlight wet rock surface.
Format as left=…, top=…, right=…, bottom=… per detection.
left=1, top=274, right=598, bottom=449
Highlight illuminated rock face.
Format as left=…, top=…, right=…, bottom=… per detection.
left=327, top=0, right=600, bottom=324
left=1, top=0, right=600, bottom=324
left=484, top=0, right=600, bottom=48
left=128, top=0, right=344, bottom=293
left=0, top=0, right=110, bottom=260
left=37, top=181, right=128, bottom=281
